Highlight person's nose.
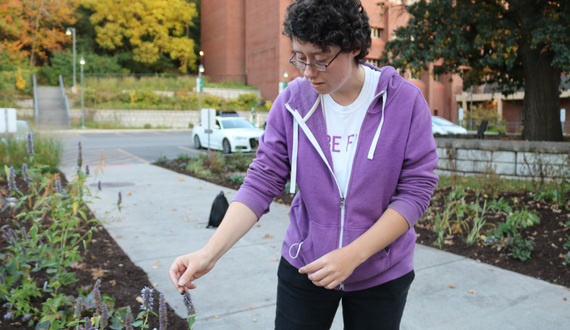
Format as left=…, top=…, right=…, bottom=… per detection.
left=302, top=65, right=319, bottom=79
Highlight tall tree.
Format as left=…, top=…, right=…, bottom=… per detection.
left=382, top=0, right=570, bottom=141
left=82, top=0, right=198, bottom=73
left=0, top=0, right=79, bottom=66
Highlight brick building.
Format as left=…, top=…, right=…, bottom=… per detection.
left=200, top=0, right=569, bottom=130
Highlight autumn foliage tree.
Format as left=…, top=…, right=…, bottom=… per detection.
left=82, top=0, right=198, bottom=73
left=0, top=0, right=79, bottom=66
left=382, top=0, right=570, bottom=141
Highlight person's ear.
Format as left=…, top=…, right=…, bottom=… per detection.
left=350, top=48, right=361, bottom=61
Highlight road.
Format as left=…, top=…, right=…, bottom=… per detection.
left=59, top=130, right=200, bottom=168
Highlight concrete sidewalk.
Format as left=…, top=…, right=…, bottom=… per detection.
left=61, top=163, right=570, bottom=330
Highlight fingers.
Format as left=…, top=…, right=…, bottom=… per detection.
left=169, top=256, right=199, bottom=293
left=298, top=251, right=356, bottom=289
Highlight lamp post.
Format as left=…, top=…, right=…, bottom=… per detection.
left=66, top=27, right=77, bottom=92
left=469, top=86, right=474, bottom=131
left=198, top=64, right=204, bottom=112
left=80, top=56, right=85, bottom=129
left=280, top=70, right=288, bottom=93
left=198, top=60, right=208, bottom=153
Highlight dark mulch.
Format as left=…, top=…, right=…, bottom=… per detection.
left=155, top=158, right=570, bottom=289
left=0, top=176, right=188, bottom=329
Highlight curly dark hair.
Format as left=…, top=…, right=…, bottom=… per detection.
left=282, top=0, right=371, bottom=63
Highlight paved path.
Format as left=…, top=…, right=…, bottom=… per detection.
left=60, top=161, right=570, bottom=330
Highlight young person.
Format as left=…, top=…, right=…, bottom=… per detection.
left=170, top=0, right=438, bottom=328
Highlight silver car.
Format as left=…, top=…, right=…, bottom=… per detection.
left=432, top=116, right=467, bottom=135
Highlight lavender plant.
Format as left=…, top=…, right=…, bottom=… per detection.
left=26, top=132, right=34, bottom=156
left=159, top=293, right=168, bottom=330
left=136, top=286, right=155, bottom=328
left=183, top=290, right=197, bottom=329
left=125, top=306, right=134, bottom=330
left=0, top=137, right=99, bottom=328
left=7, top=166, right=17, bottom=193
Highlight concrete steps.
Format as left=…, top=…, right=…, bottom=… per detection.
left=36, top=87, right=70, bottom=130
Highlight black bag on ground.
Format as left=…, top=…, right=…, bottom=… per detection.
left=208, top=191, right=229, bottom=228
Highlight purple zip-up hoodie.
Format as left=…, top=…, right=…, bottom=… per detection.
left=233, top=65, right=438, bottom=291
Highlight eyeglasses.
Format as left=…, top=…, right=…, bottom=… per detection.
left=289, top=51, right=341, bottom=72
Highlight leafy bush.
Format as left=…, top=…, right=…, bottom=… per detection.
left=504, top=234, right=536, bottom=261
left=39, top=51, right=128, bottom=86
left=0, top=53, right=34, bottom=106
left=177, top=153, right=192, bottom=161
left=462, top=103, right=507, bottom=132
left=0, top=134, right=62, bottom=175
left=484, top=208, right=540, bottom=261
left=229, top=173, right=245, bottom=185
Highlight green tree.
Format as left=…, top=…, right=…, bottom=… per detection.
left=382, top=0, right=570, bottom=141
left=82, top=0, right=198, bottom=73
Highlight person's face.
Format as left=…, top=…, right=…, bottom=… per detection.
left=291, top=39, right=361, bottom=99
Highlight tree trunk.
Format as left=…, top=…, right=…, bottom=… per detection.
left=29, top=0, right=46, bottom=67
left=520, top=44, right=563, bottom=142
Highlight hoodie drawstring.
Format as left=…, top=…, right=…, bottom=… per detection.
left=288, top=241, right=304, bottom=259
left=288, top=99, right=320, bottom=194
left=290, top=119, right=299, bottom=194
left=367, top=90, right=386, bottom=160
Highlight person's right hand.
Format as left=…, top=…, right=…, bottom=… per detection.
left=169, top=249, right=215, bottom=293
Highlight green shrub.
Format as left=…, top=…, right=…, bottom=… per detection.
left=505, top=234, right=536, bottom=261
left=462, top=104, right=507, bottom=132
left=0, top=134, right=62, bottom=174
left=229, top=173, right=245, bottom=185
left=39, top=51, right=128, bottom=86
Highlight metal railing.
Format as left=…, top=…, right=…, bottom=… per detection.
left=458, top=119, right=523, bottom=134
left=32, top=74, right=39, bottom=126
left=59, top=75, right=71, bottom=129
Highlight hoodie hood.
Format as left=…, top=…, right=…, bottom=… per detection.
left=286, top=64, right=399, bottom=116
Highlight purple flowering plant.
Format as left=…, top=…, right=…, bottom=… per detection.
left=0, top=138, right=101, bottom=328
left=183, top=289, right=197, bottom=329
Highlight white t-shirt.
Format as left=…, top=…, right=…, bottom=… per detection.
left=323, top=65, right=381, bottom=196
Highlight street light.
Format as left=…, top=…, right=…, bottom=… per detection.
left=198, top=62, right=208, bottom=153
left=279, top=70, right=288, bottom=93
left=66, top=27, right=77, bottom=92
left=80, top=56, right=86, bottom=129
left=198, top=64, right=204, bottom=112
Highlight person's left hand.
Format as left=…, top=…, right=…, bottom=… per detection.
left=298, top=247, right=361, bottom=289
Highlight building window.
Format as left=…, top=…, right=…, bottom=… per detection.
left=368, top=59, right=381, bottom=67
left=371, top=27, right=382, bottom=39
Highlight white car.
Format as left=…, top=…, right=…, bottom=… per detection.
left=1, top=120, right=32, bottom=143
left=192, top=116, right=264, bottom=154
left=432, top=116, right=467, bottom=135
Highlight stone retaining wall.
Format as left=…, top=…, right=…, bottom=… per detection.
left=436, top=138, right=570, bottom=180
left=18, top=108, right=269, bottom=129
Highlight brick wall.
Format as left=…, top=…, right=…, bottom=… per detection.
left=201, top=0, right=246, bottom=83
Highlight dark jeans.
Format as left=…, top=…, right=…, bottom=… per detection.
left=275, top=258, right=414, bottom=330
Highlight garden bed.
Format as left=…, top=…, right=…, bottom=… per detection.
left=0, top=176, right=189, bottom=329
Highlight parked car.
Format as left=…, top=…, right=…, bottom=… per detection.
left=15, top=120, right=32, bottom=140
left=432, top=116, right=467, bottom=135
left=192, top=116, right=264, bottom=154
